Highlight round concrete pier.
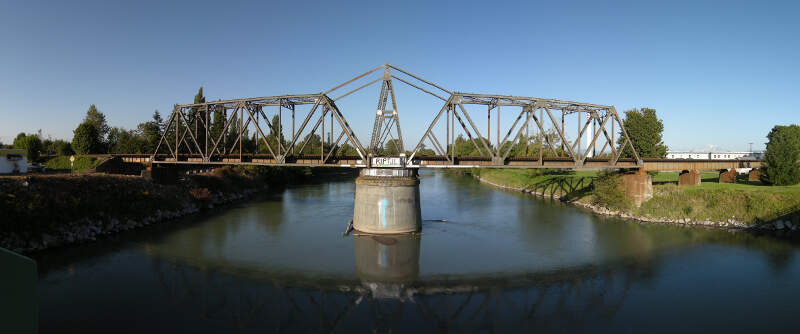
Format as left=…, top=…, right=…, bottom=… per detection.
left=353, top=168, right=421, bottom=234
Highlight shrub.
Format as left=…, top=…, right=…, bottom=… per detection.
left=591, top=171, right=631, bottom=210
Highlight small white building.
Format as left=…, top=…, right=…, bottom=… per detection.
left=0, top=149, right=28, bottom=174
left=666, top=151, right=762, bottom=160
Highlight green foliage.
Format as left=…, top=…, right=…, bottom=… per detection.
left=258, top=115, right=286, bottom=154
left=13, top=133, right=43, bottom=161
left=297, top=133, right=325, bottom=155
left=83, top=104, right=109, bottom=150
left=133, top=110, right=164, bottom=153
left=450, top=134, right=491, bottom=156
left=210, top=104, right=226, bottom=145
left=382, top=139, right=403, bottom=155
left=108, top=127, right=149, bottom=153
left=72, top=122, right=101, bottom=154
left=617, top=108, right=667, bottom=158
left=761, top=124, right=800, bottom=186
left=190, top=87, right=208, bottom=150
left=591, top=171, right=631, bottom=210
left=338, top=143, right=361, bottom=156
left=415, top=144, right=436, bottom=156
left=41, top=139, right=73, bottom=156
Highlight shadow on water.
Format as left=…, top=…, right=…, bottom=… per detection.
left=139, top=234, right=656, bottom=333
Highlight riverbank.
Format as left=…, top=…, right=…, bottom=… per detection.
left=467, top=169, right=800, bottom=231
left=0, top=166, right=353, bottom=253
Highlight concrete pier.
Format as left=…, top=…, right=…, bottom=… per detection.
left=620, top=168, right=653, bottom=207
left=679, top=169, right=701, bottom=186
left=749, top=168, right=760, bottom=182
left=719, top=169, right=737, bottom=183
left=353, top=168, right=422, bottom=234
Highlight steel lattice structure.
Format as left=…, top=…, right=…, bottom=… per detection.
left=152, top=63, right=643, bottom=169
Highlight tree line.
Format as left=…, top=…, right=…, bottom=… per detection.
left=9, top=88, right=798, bottom=186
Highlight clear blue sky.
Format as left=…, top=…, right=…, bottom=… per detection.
left=1, top=0, right=797, bottom=152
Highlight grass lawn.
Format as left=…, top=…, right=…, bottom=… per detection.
left=469, top=169, right=596, bottom=199
left=471, top=169, right=800, bottom=225
left=43, top=156, right=98, bottom=172
left=651, top=171, right=720, bottom=183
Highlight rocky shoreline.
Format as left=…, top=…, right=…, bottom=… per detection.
left=0, top=186, right=265, bottom=254
left=473, top=175, right=794, bottom=232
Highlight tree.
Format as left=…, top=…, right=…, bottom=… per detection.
left=191, top=87, right=207, bottom=150
left=210, top=103, right=226, bottom=147
left=109, top=128, right=147, bottom=154
left=83, top=104, right=109, bottom=150
left=137, top=110, right=164, bottom=153
left=261, top=115, right=285, bottom=154
left=760, top=124, right=800, bottom=186
left=297, top=133, right=324, bottom=155
left=617, top=108, right=667, bottom=158
left=383, top=139, right=403, bottom=155
left=53, top=140, right=74, bottom=156
left=13, top=133, right=43, bottom=161
left=72, top=122, right=101, bottom=154
left=338, top=143, right=361, bottom=156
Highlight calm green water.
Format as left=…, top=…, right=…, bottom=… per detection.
left=34, top=170, right=800, bottom=333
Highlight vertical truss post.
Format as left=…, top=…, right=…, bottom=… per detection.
left=560, top=112, right=565, bottom=155
left=538, top=107, right=543, bottom=165
left=446, top=107, right=450, bottom=158
left=496, top=103, right=500, bottom=153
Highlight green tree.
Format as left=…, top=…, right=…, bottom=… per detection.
left=338, top=143, right=361, bottom=156
left=210, top=103, right=226, bottom=149
left=450, top=135, right=492, bottom=156
left=137, top=110, right=164, bottom=153
left=109, top=128, right=147, bottom=154
left=617, top=108, right=667, bottom=158
left=760, top=124, right=800, bottom=186
left=83, top=104, right=109, bottom=150
left=383, top=138, right=403, bottom=155
left=13, top=133, right=43, bottom=161
left=72, top=122, right=101, bottom=154
left=261, top=115, right=285, bottom=154
left=297, top=133, right=325, bottom=155
left=191, top=87, right=207, bottom=151
left=415, top=144, right=436, bottom=156
left=53, top=140, right=74, bottom=156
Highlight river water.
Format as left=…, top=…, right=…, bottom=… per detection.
left=35, top=170, right=800, bottom=333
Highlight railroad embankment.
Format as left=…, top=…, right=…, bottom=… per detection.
left=0, top=166, right=338, bottom=253
left=466, top=169, right=800, bottom=231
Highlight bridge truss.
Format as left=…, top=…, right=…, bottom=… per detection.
left=152, top=64, right=642, bottom=169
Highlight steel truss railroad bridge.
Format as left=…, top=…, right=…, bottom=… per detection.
left=145, top=63, right=758, bottom=172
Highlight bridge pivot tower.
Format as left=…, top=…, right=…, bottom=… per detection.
left=368, top=67, right=405, bottom=155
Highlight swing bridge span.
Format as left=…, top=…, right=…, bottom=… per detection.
left=137, top=63, right=759, bottom=172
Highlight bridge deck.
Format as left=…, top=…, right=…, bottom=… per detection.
left=110, top=154, right=760, bottom=171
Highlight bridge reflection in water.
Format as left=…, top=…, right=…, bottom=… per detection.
left=147, top=233, right=644, bottom=332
